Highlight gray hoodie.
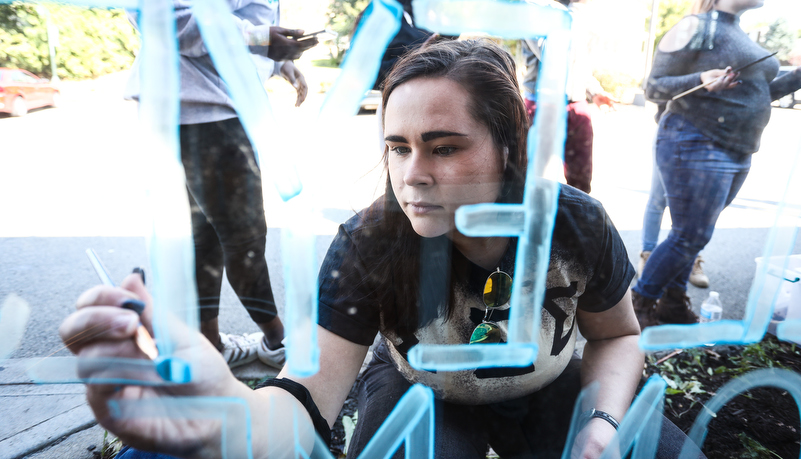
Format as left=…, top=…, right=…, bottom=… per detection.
left=124, top=0, right=283, bottom=124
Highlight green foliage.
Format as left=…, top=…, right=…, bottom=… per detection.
left=100, top=430, right=122, bottom=459
left=0, top=2, right=138, bottom=80
left=643, top=0, right=692, bottom=61
left=759, top=18, right=797, bottom=64
left=593, top=69, right=640, bottom=99
left=737, top=432, right=782, bottom=459
left=325, top=0, right=370, bottom=66
left=726, top=340, right=787, bottom=375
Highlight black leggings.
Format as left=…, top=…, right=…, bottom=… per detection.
left=180, top=118, right=277, bottom=324
left=347, top=341, right=706, bottom=459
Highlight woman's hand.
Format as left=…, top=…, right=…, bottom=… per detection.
left=571, top=419, right=620, bottom=459
left=701, top=66, right=740, bottom=93
left=280, top=61, right=308, bottom=107
left=59, top=273, right=245, bottom=459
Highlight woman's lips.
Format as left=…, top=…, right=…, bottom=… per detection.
left=408, top=202, right=442, bottom=214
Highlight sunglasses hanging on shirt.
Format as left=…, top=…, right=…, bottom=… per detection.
left=469, top=268, right=512, bottom=345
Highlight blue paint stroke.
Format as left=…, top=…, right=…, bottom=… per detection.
left=412, top=0, right=570, bottom=38
left=607, top=375, right=665, bottom=459
left=190, top=0, right=301, bottom=200
left=281, top=0, right=401, bottom=375
left=408, top=0, right=571, bottom=371
left=683, top=369, right=801, bottom=458
left=0, top=294, right=31, bottom=361
left=318, top=0, right=402, bottom=122
left=110, top=397, right=254, bottom=458
left=281, top=205, right=321, bottom=377
left=355, top=384, right=434, bottom=459
left=137, top=0, right=201, bottom=370
left=562, top=376, right=665, bottom=459
left=561, top=379, right=600, bottom=459
left=640, top=139, right=801, bottom=350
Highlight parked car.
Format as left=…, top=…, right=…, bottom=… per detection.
left=776, top=66, right=801, bottom=109
left=0, top=68, right=60, bottom=117
left=359, top=89, right=382, bottom=113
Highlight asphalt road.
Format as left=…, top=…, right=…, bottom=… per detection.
left=1, top=73, right=800, bottom=364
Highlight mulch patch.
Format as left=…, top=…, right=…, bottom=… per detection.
left=643, top=334, right=801, bottom=458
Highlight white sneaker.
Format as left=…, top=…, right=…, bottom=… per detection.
left=256, top=334, right=286, bottom=369
left=218, top=332, right=260, bottom=368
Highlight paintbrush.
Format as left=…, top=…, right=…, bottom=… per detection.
left=85, top=249, right=158, bottom=359
left=671, top=51, right=778, bottom=101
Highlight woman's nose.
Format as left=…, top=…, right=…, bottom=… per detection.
left=403, top=152, right=434, bottom=186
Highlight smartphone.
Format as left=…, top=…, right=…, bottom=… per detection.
left=297, top=29, right=337, bottom=41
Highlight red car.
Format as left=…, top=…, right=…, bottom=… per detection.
left=0, top=67, right=60, bottom=117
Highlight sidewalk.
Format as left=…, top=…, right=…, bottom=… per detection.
left=0, top=359, right=279, bottom=459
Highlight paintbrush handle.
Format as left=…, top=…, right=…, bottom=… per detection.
left=671, top=76, right=722, bottom=101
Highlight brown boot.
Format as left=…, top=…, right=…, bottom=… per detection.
left=632, top=291, right=659, bottom=330
left=655, top=288, right=699, bottom=324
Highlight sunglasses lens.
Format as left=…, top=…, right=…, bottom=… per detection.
left=469, top=322, right=502, bottom=344
left=483, top=271, right=512, bottom=308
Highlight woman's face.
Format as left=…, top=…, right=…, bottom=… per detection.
left=384, top=77, right=505, bottom=238
left=716, top=0, right=764, bottom=13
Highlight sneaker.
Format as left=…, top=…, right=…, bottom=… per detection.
left=655, top=288, right=698, bottom=324
left=638, top=251, right=651, bottom=278
left=256, top=334, right=286, bottom=369
left=689, top=256, right=710, bottom=288
left=218, top=332, right=260, bottom=368
left=632, top=291, right=659, bottom=330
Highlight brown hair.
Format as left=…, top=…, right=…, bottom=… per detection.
left=369, top=39, right=529, bottom=336
left=692, top=0, right=717, bottom=14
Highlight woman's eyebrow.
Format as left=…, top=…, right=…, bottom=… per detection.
left=421, top=131, right=467, bottom=142
left=385, top=135, right=408, bottom=143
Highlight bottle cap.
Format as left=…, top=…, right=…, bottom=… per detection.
left=709, top=291, right=719, bottom=299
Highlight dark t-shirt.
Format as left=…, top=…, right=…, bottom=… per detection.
left=318, top=184, right=635, bottom=404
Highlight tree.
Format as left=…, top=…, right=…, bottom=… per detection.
left=760, top=18, right=797, bottom=64
left=647, top=0, right=692, bottom=55
left=325, top=0, right=370, bottom=65
left=0, top=1, right=138, bottom=80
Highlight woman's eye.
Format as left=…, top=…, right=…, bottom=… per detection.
left=389, top=146, right=411, bottom=155
left=434, top=146, right=457, bottom=156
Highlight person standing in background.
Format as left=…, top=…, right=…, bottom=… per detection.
left=639, top=103, right=710, bottom=289
left=633, top=0, right=801, bottom=329
left=521, top=0, right=617, bottom=194
left=124, top=0, right=318, bottom=368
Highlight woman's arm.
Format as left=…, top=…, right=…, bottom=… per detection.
left=243, top=327, right=369, bottom=457
left=265, top=327, right=369, bottom=427
left=60, top=275, right=367, bottom=458
left=646, top=16, right=704, bottom=101
left=573, top=290, right=643, bottom=459
left=769, top=66, right=801, bottom=101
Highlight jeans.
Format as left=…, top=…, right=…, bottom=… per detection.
left=642, top=159, right=667, bottom=253
left=180, top=118, right=278, bottom=324
left=347, top=341, right=705, bottom=459
left=634, top=113, right=751, bottom=299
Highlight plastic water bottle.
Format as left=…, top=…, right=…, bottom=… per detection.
left=699, top=291, right=722, bottom=323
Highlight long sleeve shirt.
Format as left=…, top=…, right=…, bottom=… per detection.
left=646, top=10, right=801, bottom=155
left=124, top=0, right=283, bottom=124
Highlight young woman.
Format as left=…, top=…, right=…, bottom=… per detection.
left=633, top=0, right=801, bottom=328
left=60, top=40, right=703, bottom=458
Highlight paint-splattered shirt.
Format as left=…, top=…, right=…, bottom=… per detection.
left=318, top=184, right=635, bottom=404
